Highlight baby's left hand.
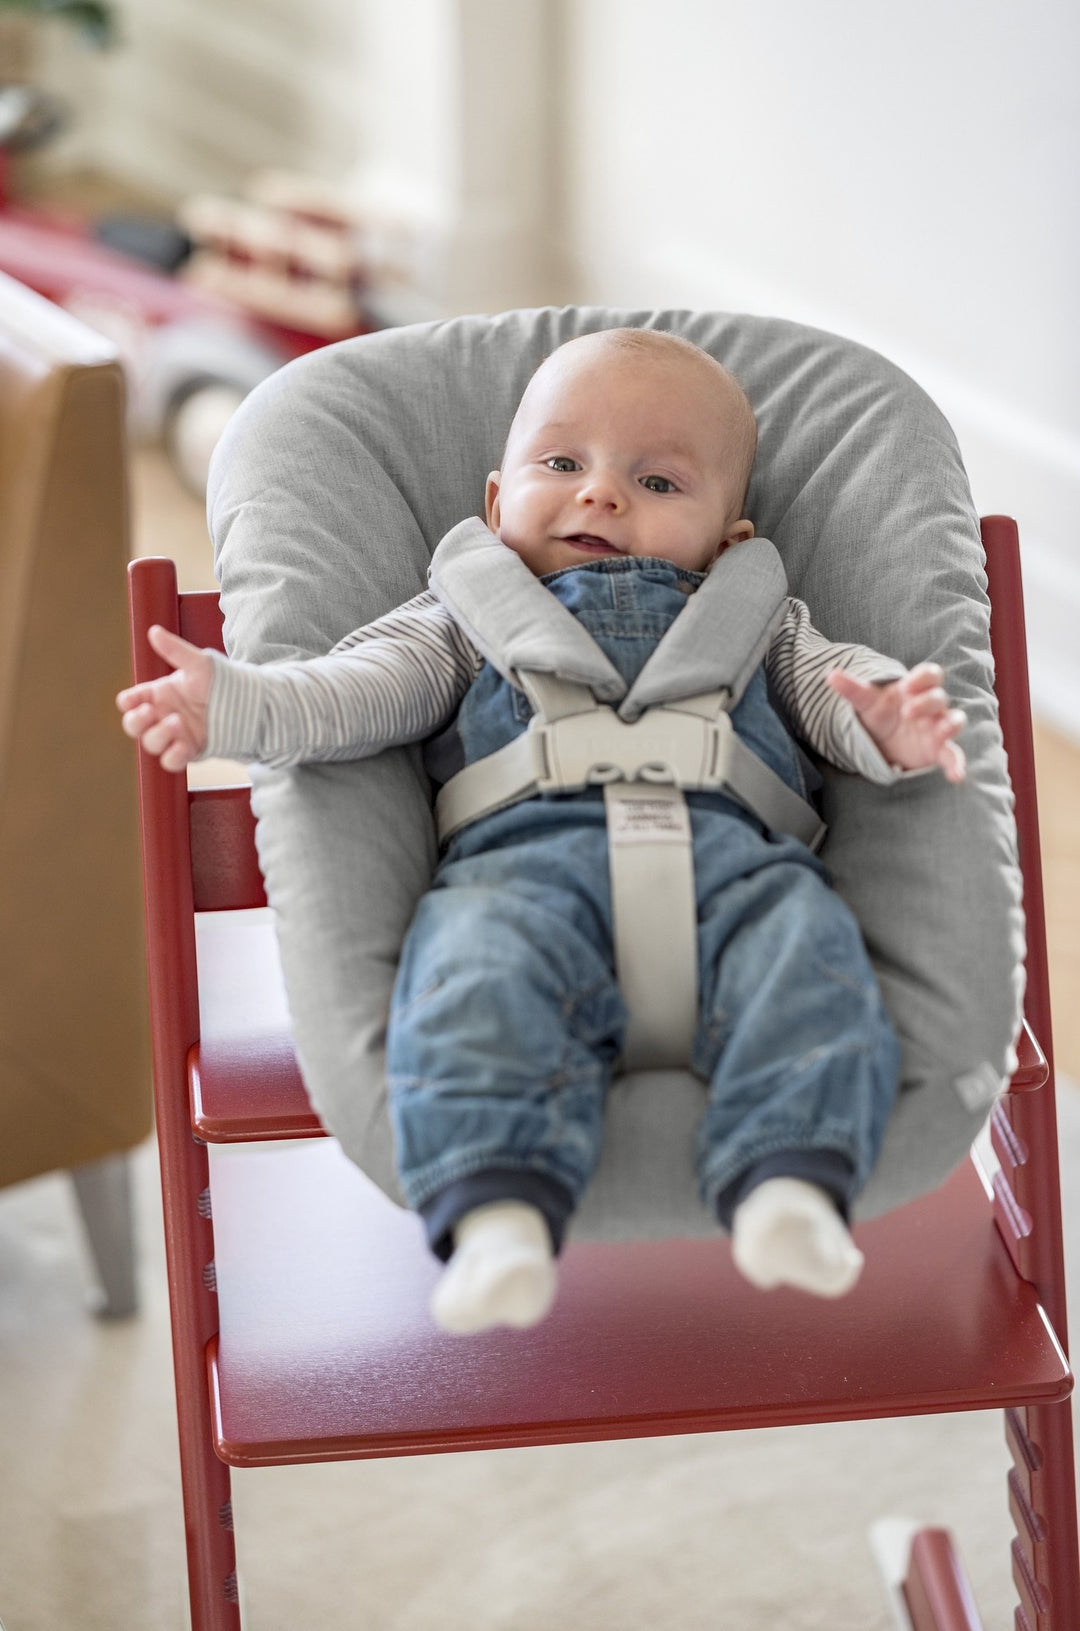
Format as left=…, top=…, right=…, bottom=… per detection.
left=826, top=663, right=967, bottom=783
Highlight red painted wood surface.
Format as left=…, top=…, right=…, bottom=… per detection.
left=206, top=1141, right=1069, bottom=1468
left=190, top=1036, right=322, bottom=1141
left=903, top=1528, right=985, bottom=1630
left=128, top=556, right=241, bottom=1630
left=179, top=589, right=226, bottom=649
left=189, top=788, right=266, bottom=913
left=1010, top=1020, right=1048, bottom=1092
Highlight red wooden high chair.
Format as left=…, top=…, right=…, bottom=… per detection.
left=128, top=516, right=1078, bottom=1631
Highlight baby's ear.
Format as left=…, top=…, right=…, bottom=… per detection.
left=724, top=518, right=755, bottom=547
left=711, top=520, right=755, bottom=564
left=484, top=471, right=502, bottom=532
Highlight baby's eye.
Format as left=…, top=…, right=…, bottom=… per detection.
left=640, top=474, right=677, bottom=493
left=545, top=456, right=580, bottom=472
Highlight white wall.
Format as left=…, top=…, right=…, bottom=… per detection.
left=63, top=0, right=363, bottom=196
left=346, top=0, right=556, bottom=315
left=54, top=0, right=1078, bottom=732
left=551, top=0, right=1080, bottom=736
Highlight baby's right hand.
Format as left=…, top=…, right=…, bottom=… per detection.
left=116, top=625, right=213, bottom=771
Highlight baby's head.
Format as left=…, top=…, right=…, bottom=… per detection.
left=485, top=328, right=756, bottom=578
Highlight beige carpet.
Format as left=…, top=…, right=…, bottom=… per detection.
left=1, top=1086, right=1079, bottom=1629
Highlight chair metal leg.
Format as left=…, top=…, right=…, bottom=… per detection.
left=69, top=1151, right=139, bottom=1317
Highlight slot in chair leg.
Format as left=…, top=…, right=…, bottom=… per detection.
left=69, top=1152, right=138, bottom=1317
left=1006, top=1402, right=1080, bottom=1631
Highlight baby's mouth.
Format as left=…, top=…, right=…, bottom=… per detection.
left=564, top=534, right=623, bottom=554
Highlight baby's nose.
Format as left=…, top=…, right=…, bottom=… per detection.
left=578, top=470, right=624, bottom=508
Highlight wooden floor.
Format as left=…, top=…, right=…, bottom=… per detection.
left=1033, top=723, right=1080, bottom=1077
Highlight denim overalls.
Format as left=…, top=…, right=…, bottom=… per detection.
left=387, top=557, right=900, bottom=1258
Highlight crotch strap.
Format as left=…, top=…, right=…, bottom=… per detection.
left=602, top=780, right=699, bottom=1071
left=434, top=671, right=826, bottom=1072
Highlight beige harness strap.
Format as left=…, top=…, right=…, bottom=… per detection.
left=525, top=674, right=700, bottom=1070
left=604, top=782, right=698, bottom=1070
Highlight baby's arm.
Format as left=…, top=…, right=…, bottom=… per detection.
left=767, top=599, right=966, bottom=783
left=117, top=591, right=480, bottom=772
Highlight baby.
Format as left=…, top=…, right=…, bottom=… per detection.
left=119, top=329, right=966, bottom=1335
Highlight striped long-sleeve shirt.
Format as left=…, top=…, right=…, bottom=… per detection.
left=203, top=588, right=908, bottom=783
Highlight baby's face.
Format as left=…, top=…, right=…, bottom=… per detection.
left=485, top=338, right=754, bottom=579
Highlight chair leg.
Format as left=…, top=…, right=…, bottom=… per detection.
left=900, top=1529, right=985, bottom=1630
left=1006, top=1402, right=1080, bottom=1630
left=162, top=1142, right=242, bottom=1631
left=177, top=1412, right=242, bottom=1631
left=69, top=1151, right=138, bottom=1317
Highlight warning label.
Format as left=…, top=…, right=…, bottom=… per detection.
left=606, top=791, right=692, bottom=845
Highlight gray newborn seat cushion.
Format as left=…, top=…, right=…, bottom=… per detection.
left=208, top=306, right=1023, bottom=1239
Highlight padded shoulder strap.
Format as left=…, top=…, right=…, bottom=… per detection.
left=429, top=518, right=626, bottom=701
left=619, top=538, right=789, bottom=720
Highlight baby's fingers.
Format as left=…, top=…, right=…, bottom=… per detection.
left=160, top=736, right=196, bottom=773
left=119, top=701, right=160, bottom=739
left=140, top=712, right=193, bottom=767
left=116, top=680, right=157, bottom=713
left=826, top=668, right=879, bottom=708
left=901, top=662, right=946, bottom=695
left=928, top=708, right=968, bottom=782
left=148, top=623, right=202, bottom=668
left=900, top=685, right=951, bottom=723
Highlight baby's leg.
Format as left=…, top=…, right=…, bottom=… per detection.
left=692, top=831, right=900, bottom=1296
left=388, top=832, right=623, bottom=1331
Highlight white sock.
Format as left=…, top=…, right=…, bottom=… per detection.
left=431, top=1201, right=558, bottom=1334
left=731, top=1177, right=864, bottom=1298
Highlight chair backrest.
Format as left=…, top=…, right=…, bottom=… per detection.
left=179, top=593, right=268, bottom=913
left=128, top=557, right=319, bottom=1143
left=127, top=578, right=266, bottom=911
left=980, top=514, right=1065, bottom=1335
left=0, top=271, right=150, bottom=1186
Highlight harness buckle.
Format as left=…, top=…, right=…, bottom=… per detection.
left=531, top=705, right=732, bottom=794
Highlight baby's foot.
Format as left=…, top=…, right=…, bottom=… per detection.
left=431, top=1201, right=558, bottom=1334
left=731, top=1177, right=864, bottom=1298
